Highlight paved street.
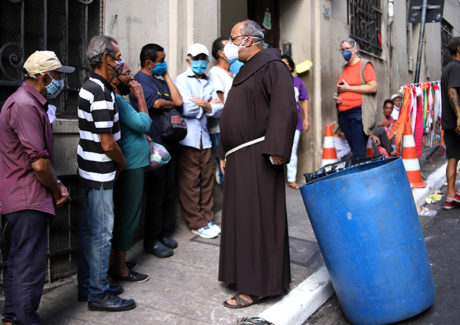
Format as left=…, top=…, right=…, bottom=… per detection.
left=305, top=183, right=460, bottom=325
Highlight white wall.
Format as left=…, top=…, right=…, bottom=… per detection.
left=103, top=0, right=219, bottom=79
left=279, top=0, right=317, bottom=173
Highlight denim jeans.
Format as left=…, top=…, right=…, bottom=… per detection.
left=77, top=185, right=114, bottom=301
left=338, top=106, right=369, bottom=158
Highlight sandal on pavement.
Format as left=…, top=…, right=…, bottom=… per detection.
left=287, top=181, right=300, bottom=189
left=223, top=293, right=262, bottom=309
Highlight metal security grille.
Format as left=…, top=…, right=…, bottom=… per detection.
left=0, top=0, right=101, bottom=117
left=441, top=19, right=453, bottom=68
left=347, top=0, right=383, bottom=56
left=0, top=0, right=101, bottom=291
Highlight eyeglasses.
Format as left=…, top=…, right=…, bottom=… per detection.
left=108, top=54, right=124, bottom=64
left=339, top=47, right=354, bottom=53
left=228, top=34, right=249, bottom=43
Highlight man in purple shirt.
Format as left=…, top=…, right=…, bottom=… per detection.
left=0, top=51, right=73, bottom=324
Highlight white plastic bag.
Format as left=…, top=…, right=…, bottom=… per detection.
left=149, top=142, right=171, bottom=169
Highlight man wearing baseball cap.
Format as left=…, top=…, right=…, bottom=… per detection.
left=390, top=93, right=402, bottom=120
left=0, top=50, right=73, bottom=324
left=174, top=43, right=223, bottom=239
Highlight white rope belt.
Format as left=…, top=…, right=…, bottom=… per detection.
left=225, top=136, right=265, bottom=161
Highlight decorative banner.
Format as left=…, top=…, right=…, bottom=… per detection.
left=390, top=81, right=441, bottom=157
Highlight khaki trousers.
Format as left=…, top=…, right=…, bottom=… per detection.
left=178, top=145, right=214, bottom=229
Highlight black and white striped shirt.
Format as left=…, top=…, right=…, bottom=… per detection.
left=77, top=73, right=120, bottom=189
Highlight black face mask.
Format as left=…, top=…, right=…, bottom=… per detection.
left=116, top=79, right=131, bottom=96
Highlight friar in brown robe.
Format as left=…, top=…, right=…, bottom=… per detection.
left=217, top=20, right=298, bottom=308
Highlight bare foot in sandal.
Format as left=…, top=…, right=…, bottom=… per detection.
left=224, top=293, right=261, bottom=309
left=287, top=181, right=300, bottom=189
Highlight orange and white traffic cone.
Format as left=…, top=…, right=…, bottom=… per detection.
left=321, top=124, right=338, bottom=167
left=366, top=138, right=374, bottom=157
left=402, top=121, right=426, bottom=188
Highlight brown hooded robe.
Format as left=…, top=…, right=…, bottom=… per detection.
left=217, top=48, right=298, bottom=296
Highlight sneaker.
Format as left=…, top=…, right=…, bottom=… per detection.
left=443, top=198, right=460, bottom=210
left=452, top=193, right=460, bottom=203
left=208, top=221, right=221, bottom=234
left=191, top=225, right=219, bottom=239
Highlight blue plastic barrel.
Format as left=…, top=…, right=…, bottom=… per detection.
left=300, top=158, right=435, bottom=325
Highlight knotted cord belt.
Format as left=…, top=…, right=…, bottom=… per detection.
left=224, top=136, right=265, bottom=161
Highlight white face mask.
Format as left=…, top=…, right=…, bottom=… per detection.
left=224, top=37, right=261, bottom=61
left=224, top=42, right=241, bottom=61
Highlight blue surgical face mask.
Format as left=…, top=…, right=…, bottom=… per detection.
left=226, top=58, right=236, bottom=65
left=190, top=60, right=208, bottom=75
left=45, top=76, right=64, bottom=99
left=342, top=50, right=352, bottom=62
left=152, top=61, right=167, bottom=76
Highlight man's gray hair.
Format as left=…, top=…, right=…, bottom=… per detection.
left=87, top=35, right=118, bottom=69
left=240, top=20, right=264, bottom=40
left=340, top=37, right=358, bottom=49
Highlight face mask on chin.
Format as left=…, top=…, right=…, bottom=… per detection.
left=116, top=79, right=131, bottom=96
left=108, top=57, right=124, bottom=76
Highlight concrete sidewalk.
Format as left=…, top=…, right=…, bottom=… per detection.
left=30, top=184, right=323, bottom=324
left=3, top=153, right=448, bottom=325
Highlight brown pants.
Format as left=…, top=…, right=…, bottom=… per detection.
left=178, top=145, right=214, bottom=229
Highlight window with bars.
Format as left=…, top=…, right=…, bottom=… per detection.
left=0, top=0, right=101, bottom=117
left=0, top=0, right=101, bottom=289
left=347, top=0, right=383, bottom=56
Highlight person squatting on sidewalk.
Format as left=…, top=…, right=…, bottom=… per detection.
left=0, top=51, right=72, bottom=324
left=441, top=36, right=460, bottom=209
left=174, top=43, right=223, bottom=239
left=76, top=35, right=136, bottom=312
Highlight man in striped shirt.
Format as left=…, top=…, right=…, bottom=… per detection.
left=77, top=35, right=135, bottom=311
